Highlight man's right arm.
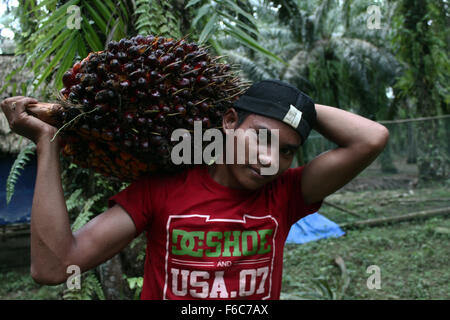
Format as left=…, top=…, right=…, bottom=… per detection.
left=1, top=97, right=137, bottom=285
left=31, top=135, right=137, bottom=284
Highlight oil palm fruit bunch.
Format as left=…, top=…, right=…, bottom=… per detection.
left=30, top=35, right=249, bottom=181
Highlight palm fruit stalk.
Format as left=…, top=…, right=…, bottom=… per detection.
left=27, top=35, right=250, bottom=182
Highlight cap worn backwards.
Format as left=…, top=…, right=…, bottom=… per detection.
left=233, top=79, right=317, bottom=144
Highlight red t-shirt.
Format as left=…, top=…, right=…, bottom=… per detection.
left=108, top=165, right=322, bottom=300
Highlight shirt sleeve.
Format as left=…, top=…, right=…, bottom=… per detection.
left=281, top=166, right=323, bottom=226
left=108, top=176, right=153, bottom=237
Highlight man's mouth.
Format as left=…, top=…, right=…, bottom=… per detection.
left=247, top=165, right=264, bottom=179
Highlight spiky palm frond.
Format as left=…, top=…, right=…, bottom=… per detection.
left=222, top=49, right=274, bottom=81
left=134, top=0, right=181, bottom=38
left=186, top=0, right=285, bottom=64
left=8, top=0, right=129, bottom=93
left=6, top=143, right=35, bottom=205
left=281, top=34, right=401, bottom=116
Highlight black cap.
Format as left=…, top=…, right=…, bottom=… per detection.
left=233, top=79, right=316, bottom=144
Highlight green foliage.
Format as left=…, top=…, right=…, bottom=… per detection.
left=186, top=0, right=284, bottom=64
left=3, top=0, right=129, bottom=94
left=60, top=162, right=124, bottom=300
left=6, top=143, right=35, bottom=205
left=2, top=0, right=283, bottom=98
left=70, top=192, right=103, bottom=232
left=134, top=0, right=181, bottom=38
left=123, top=275, right=143, bottom=300
left=0, top=269, right=63, bottom=299
left=391, top=0, right=450, bottom=179
left=220, top=1, right=401, bottom=120
left=392, top=0, right=449, bottom=115
left=63, top=181, right=106, bottom=300
left=129, top=236, right=146, bottom=263
left=281, top=184, right=450, bottom=300
left=63, top=271, right=105, bottom=300
left=283, top=256, right=350, bottom=300
left=58, top=184, right=108, bottom=300
left=65, top=188, right=83, bottom=212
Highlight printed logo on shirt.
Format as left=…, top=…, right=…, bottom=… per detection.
left=163, top=214, right=278, bottom=300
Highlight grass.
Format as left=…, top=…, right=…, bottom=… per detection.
left=0, top=268, right=63, bottom=300
left=281, top=184, right=450, bottom=300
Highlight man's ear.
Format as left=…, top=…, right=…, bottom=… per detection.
left=222, top=108, right=239, bottom=131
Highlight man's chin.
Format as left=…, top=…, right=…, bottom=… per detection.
left=237, top=166, right=277, bottom=190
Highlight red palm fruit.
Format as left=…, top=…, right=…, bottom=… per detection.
left=199, top=102, right=209, bottom=112
left=124, top=112, right=134, bottom=125
left=158, top=55, right=172, bottom=66
left=159, top=104, right=171, bottom=114
left=175, top=105, right=186, bottom=115
left=194, top=61, right=207, bottom=69
left=181, top=63, right=191, bottom=73
left=196, top=76, right=208, bottom=86
left=60, top=87, right=70, bottom=97
left=202, top=116, right=211, bottom=128
left=63, top=70, right=76, bottom=87
left=101, top=129, right=114, bottom=141
left=136, top=117, right=146, bottom=127
left=150, top=135, right=164, bottom=146
left=150, top=89, right=161, bottom=100
left=178, top=78, right=190, bottom=87
left=72, top=62, right=82, bottom=74
left=155, top=113, right=166, bottom=123
left=30, top=36, right=248, bottom=181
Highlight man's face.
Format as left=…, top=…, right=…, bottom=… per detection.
left=222, top=109, right=302, bottom=190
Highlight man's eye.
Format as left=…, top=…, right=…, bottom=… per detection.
left=280, top=148, right=293, bottom=156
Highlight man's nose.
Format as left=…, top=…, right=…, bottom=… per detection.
left=258, top=152, right=272, bottom=167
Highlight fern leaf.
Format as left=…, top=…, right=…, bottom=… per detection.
left=65, top=189, right=84, bottom=212
left=86, top=272, right=105, bottom=300
left=63, top=270, right=105, bottom=300
left=6, top=143, right=36, bottom=205
left=71, top=194, right=103, bottom=232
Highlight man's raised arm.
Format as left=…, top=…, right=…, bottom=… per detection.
left=301, top=104, right=389, bottom=204
left=1, top=97, right=137, bottom=285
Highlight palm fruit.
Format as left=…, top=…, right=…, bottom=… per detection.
left=31, top=35, right=249, bottom=182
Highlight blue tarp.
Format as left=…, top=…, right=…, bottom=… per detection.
left=286, top=212, right=345, bottom=244
left=0, top=156, right=36, bottom=225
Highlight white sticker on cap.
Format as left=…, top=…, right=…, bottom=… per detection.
left=283, top=104, right=302, bottom=128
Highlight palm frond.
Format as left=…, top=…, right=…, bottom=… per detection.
left=135, top=0, right=181, bottom=38
left=10, top=0, right=130, bottom=93
left=221, top=49, right=274, bottom=81
left=281, top=49, right=311, bottom=86
left=6, top=143, right=35, bottom=205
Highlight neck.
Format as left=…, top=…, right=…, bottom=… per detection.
left=208, top=163, right=244, bottom=190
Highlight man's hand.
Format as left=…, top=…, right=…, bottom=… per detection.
left=0, top=96, right=57, bottom=144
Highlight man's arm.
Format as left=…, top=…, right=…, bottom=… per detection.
left=301, top=104, right=389, bottom=204
left=1, top=97, right=137, bottom=285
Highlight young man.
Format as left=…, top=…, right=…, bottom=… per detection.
left=0, top=79, right=388, bottom=300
